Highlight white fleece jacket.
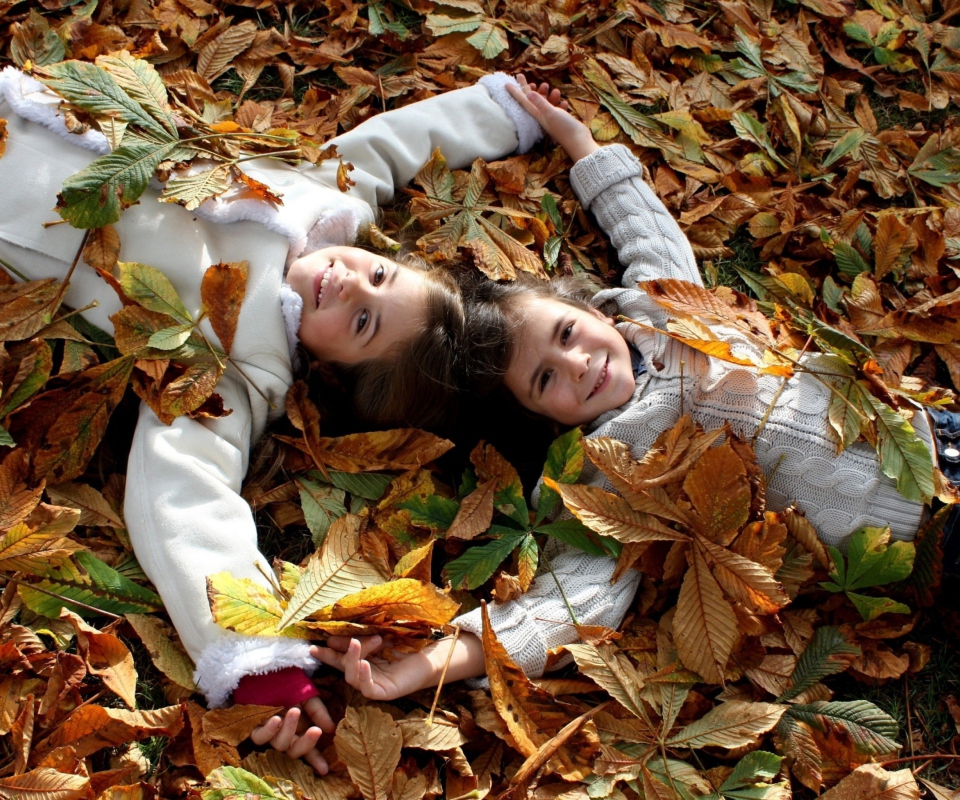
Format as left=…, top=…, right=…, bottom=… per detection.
left=0, top=68, right=539, bottom=707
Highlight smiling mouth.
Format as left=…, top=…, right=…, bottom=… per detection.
left=587, top=357, right=609, bottom=399
left=314, top=265, right=332, bottom=309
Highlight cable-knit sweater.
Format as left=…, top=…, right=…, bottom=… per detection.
left=454, top=144, right=935, bottom=679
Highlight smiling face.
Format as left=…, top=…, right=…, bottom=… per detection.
left=503, top=296, right=636, bottom=426
left=285, top=246, right=428, bottom=365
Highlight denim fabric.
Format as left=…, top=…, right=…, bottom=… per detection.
left=929, top=408, right=960, bottom=573
left=629, top=343, right=647, bottom=380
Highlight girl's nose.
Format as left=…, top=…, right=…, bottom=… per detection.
left=567, top=350, right=590, bottom=382
left=338, top=267, right=359, bottom=299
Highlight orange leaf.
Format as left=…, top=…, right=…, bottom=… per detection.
left=446, top=478, right=495, bottom=540
left=43, top=704, right=183, bottom=759
left=320, top=578, right=460, bottom=626
left=683, top=443, right=751, bottom=545
left=481, top=602, right=596, bottom=780
left=82, top=225, right=121, bottom=273
left=200, top=261, right=247, bottom=356
left=60, top=611, right=137, bottom=709
left=0, top=449, right=44, bottom=530
left=202, top=704, right=284, bottom=746
left=0, top=767, right=89, bottom=800
left=337, top=159, right=356, bottom=192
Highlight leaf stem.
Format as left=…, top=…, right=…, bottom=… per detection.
left=226, top=355, right=278, bottom=410
left=427, top=626, right=460, bottom=726
left=52, top=229, right=91, bottom=313
left=0, top=256, right=29, bottom=282
left=540, top=549, right=579, bottom=625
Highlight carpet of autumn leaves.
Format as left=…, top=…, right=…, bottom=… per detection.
left=3, top=0, right=960, bottom=798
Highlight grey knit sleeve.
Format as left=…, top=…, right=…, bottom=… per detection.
left=570, top=145, right=701, bottom=289
left=452, top=541, right=641, bottom=680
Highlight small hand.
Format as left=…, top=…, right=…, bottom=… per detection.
left=249, top=695, right=334, bottom=774
left=311, top=636, right=430, bottom=701
left=508, top=75, right=599, bottom=162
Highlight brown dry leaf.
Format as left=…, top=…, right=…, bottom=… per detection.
left=285, top=429, right=454, bottom=474
left=334, top=705, right=402, bottom=800
left=393, top=540, right=434, bottom=581
left=819, top=764, right=919, bottom=800
left=398, top=711, right=468, bottom=751
left=0, top=118, right=6, bottom=160
left=0, top=767, right=89, bottom=800
left=82, top=225, right=121, bottom=273
left=446, top=478, right=496, bottom=540
left=60, top=611, right=137, bottom=709
left=337, top=159, right=356, bottom=192
left=543, top=479, right=686, bottom=544
left=202, top=704, right=283, bottom=746
left=673, top=548, right=739, bottom=684
left=11, top=692, right=34, bottom=775
left=481, top=603, right=595, bottom=780
left=0, top=279, right=62, bottom=343
left=200, top=261, right=247, bottom=356
left=46, top=483, right=123, bottom=528
left=125, top=614, right=196, bottom=692
left=196, top=19, right=258, bottom=81
left=505, top=706, right=605, bottom=799
left=696, top=536, right=789, bottom=614
left=0, top=449, right=44, bottom=530
left=0, top=504, right=82, bottom=574
left=42, top=704, right=184, bottom=758
left=683, top=443, right=752, bottom=545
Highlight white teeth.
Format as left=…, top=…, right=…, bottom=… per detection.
left=593, top=362, right=607, bottom=392
left=317, top=270, right=331, bottom=305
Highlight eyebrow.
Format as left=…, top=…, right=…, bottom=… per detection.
left=527, top=316, right=567, bottom=399
left=364, top=263, right=400, bottom=348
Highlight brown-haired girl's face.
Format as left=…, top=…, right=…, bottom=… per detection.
left=286, top=246, right=428, bottom=365
left=504, top=296, right=636, bottom=426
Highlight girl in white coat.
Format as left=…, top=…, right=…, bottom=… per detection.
left=0, top=66, right=551, bottom=770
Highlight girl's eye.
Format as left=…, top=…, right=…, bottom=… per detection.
left=374, top=265, right=385, bottom=285
left=539, top=369, right=553, bottom=394
left=561, top=323, right=574, bottom=345
left=357, top=310, right=369, bottom=334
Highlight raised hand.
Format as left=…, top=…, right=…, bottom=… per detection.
left=249, top=695, right=335, bottom=775
left=508, top=75, right=600, bottom=163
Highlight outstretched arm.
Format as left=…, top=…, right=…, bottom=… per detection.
left=506, top=79, right=701, bottom=289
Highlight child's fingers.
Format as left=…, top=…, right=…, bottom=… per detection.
left=249, top=714, right=283, bottom=745
left=269, top=707, right=301, bottom=751
left=304, top=748, right=330, bottom=775
left=355, top=658, right=380, bottom=698
left=324, top=636, right=353, bottom=652
left=303, top=696, right=335, bottom=734
left=309, top=644, right=342, bottom=669
left=286, top=726, right=324, bottom=759
left=342, top=639, right=364, bottom=687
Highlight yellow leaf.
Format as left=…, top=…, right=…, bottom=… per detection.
left=318, top=578, right=459, bottom=627
left=207, top=572, right=308, bottom=639
left=278, top=514, right=387, bottom=630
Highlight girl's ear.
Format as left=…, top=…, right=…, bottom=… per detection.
left=589, top=306, right=616, bottom=326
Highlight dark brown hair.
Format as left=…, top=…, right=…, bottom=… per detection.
left=295, top=253, right=467, bottom=434
left=460, top=272, right=599, bottom=399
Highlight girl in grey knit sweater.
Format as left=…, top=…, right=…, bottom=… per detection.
left=312, top=77, right=949, bottom=702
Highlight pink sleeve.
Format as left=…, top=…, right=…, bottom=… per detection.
left=232, top=666, right=319, bottom=707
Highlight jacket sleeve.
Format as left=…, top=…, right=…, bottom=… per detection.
left=451, top=540, right=640, bottom=679
left=569, top=145, right=701, bottom=289
left=221, top=74, right=542, bottom=261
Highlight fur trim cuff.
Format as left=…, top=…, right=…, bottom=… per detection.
left=193, top=635, right=316, bottom=708
left=0, top=67, right=109, bottom=154
left=478, top=73, right=543, bottom=154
